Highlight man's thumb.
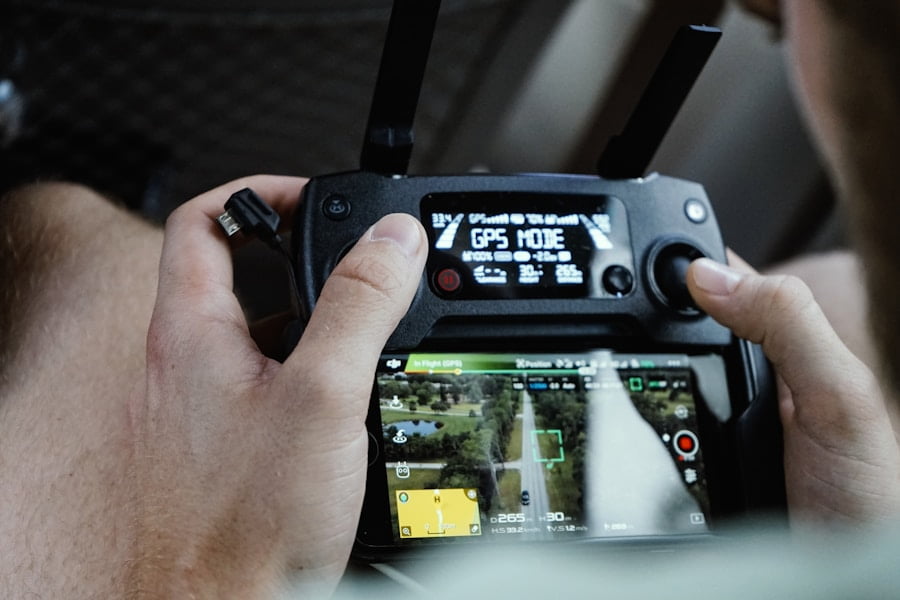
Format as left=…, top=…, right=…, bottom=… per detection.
left=284, top=213, right=427, bottom=404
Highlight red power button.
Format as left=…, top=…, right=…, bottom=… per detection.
left=435, top=268, right=462, bottom=294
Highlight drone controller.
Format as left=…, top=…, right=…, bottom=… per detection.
left=291, top=0, right=785, bottom=558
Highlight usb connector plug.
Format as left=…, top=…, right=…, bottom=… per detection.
left=216, top=187, right=283, bottom=249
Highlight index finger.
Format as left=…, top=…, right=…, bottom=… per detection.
left=176, top=174, right=308, bottom=226
left=155, top=175, right=307, bottom=321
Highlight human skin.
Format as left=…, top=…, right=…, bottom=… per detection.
left=0, top=177, right=429, bottom=598
left=3, top=1, right=900, bottom=594
left=3, top=178, right=895, bottom=598
left=0, top=183, right=162, bottom=598
left=694, top=1, right=900, bottom=525
left=125, top=177, right=428, bottom=597
left=740, top=0, right=900, bottom=393
left=689, top=256, right=900, bottom=525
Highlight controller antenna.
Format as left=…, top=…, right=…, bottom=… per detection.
left=596, top=25, right=721, bottom=180
left=359, top=0, right=442, bottom=176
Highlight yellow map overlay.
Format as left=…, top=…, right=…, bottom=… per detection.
left=397, top=488, right=482, bottom=538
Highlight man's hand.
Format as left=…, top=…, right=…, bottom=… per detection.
left=126, top=175, right=428, bottom=597
left=687, top=256, right=900, bottom=526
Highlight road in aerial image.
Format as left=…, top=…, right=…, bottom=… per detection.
left=517, top=389, right=553, bottom=539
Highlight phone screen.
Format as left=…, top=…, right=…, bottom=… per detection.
left=370, top=350, right=721, bottom=545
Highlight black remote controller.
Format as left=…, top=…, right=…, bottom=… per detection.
left=297, top=170, right=726, bottom=349
left=292, top=0, right=785, bottom=558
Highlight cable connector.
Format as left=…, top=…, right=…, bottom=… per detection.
left=216, top=187, right=282, bottom=249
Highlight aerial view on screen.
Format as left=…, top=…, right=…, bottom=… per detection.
left=376, top=351, right=713, bottom=544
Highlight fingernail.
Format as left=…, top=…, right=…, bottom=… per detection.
left=368, top=213, right=423, bottom=258
left=690, top=258, right=744, bottom=296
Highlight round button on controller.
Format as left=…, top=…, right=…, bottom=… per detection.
left=434, top=267, right=462, bottom=295
left=601, top=265, right=634, bottom=296
left=322, top=194, right=351, bottom=220
left=684, top=198, right=708, bottom=224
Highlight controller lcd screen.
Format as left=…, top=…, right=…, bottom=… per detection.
left=374, top=351, right=713, bottom=544
left=421, top=193, right=633, bottom=299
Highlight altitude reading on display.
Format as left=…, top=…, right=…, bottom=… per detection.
left=422, top=192, right=634, bottom=299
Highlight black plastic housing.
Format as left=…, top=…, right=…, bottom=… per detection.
left=287, top=4, right=783, bottom=560
left=291, top=169, right=786, bottom=557
left=295, top=170, right=732, bottom=350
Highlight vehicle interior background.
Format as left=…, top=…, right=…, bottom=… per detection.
left=1, top=0, right=841, bottom=315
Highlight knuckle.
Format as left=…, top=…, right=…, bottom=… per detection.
left=758, top=274, right=817, bottom=317
left=222, top=174, right=266, bottom=192
left=144, top=312, right=181, bottom=377
left=730, top=274, right=817, bottom=345
left=751, top=274, right=825, bottom=359
left=164, top=200, right=194, bottom=229
left=323, top=251, right=407, bottom=305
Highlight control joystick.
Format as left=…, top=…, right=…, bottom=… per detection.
left=651, top=242, right=706, bottom=315
left=287, top=0, right=785, bottom=556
